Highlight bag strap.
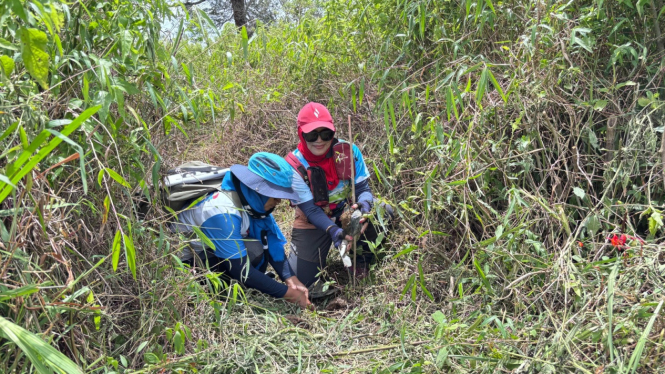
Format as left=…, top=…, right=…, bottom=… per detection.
left=230, top=173, right=274, bottom=219
left=219, top=190, right=243, bottom=209
left=285, top=153, right=310, bottom=188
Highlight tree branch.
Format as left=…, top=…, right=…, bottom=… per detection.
left=182, top=0, right=207, bottom=6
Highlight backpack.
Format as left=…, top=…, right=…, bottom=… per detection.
left=285, top=141, right=355, bottom=207
left=162, top=161, right=229, bottom=211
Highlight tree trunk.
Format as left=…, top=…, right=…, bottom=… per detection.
left=230, top=0, right=247, bottom=28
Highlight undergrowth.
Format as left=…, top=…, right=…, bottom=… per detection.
left=1, top=0, right=665, bottom=372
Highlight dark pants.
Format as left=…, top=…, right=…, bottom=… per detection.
left=288, top=214, right=390, bottom=287
left=183, top=241, right=267, bottom=276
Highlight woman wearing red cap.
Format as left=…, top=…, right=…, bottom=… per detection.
left=284, top=102, right=391, bottom=288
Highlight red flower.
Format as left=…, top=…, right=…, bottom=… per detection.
left=609, top=234, right=627, bottom=251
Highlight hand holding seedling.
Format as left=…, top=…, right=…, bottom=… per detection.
left=349, top=205, right=368, bottom=235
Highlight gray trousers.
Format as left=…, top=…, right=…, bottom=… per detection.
left=287, top=221, right=381, bottom=287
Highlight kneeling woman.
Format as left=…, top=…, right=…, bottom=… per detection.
left=172, top=153, right=311, bottom=309
left=285, top=103, right=392, bottom=287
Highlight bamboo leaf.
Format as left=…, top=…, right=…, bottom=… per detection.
left=241, top=26, right=249, bottom=59
left=0, top=284, right=39, bottom=301
left=418, top=261, right=434, bottom=301
left=0, top=121, right=18, bottom=142
left=46, top=129, right=87, bottom=194
left=474, top=258, right=493, bottom=294
left=607, top=262, right=619, bottom=362
left=123, top=233, right=137, bottom=279
left=104, top=168, right=131, bottom=188
left=0, top=106, right=100, bottom=204
left=111, top=230, right=121, bottom=271
left=475, top=67, right=489, bottom=104
left=192, top=226, right=215, bottom=250
left=627, top=300, right=663, bottom=373
left=0, top=315, right=83, bottom=373
left=487, top=68, right=506, bottom=102
left=485, top=0, right=496, bottom=14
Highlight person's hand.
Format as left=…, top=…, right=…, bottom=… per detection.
left=351, top=203, right=370, bottom=233
left=285, top=276, right=307, bottom=291
left=284, top=278, right=313, bottom=310
left=329, top=226, right=352, bottom=248
left=353, top=201, right=372, bottom=215
left=351, top=203, right=369, bottom=226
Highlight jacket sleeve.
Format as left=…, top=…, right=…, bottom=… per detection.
left=223, top=257, right=288, bottom=298
left=297, top=199, right=338, bottom=233
left=355, top=179, right=373, bottom=207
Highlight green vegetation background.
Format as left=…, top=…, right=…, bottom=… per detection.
left=1, top=0, right=665, bottom=372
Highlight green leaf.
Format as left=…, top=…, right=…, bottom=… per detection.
left=0, top=284, right=39, bottom=301
left=0, top=38, right=19, bottom=51
left=436, top=348, right=448, bottom=368
left=418, top=260, right=434, bottom=301
left=585, top=214, right=602, bottom=235
left=46, top=129, right=87, bottom=194
left=475, top=67, right=489, bottom=104
left=0, top=122, right=18, bottom=142
left=474, top=259, right=493, bottom=294
left=0, top=315, right=83, bottom=374
left=0, top=106, right=100, bottom=204
left=0, top=174, right=16, bottom=189
left=104, top=168, right=131, bottom=188
left=82, top=73, right=90, bottom=103
left=18, top=28, right=50, bottom=89
left=137, top=341, right=149, bottom=353
left=487, top=68, right=506, bottom=102
left=123, top=233, right=137, bottom=279
left=0, top=55, right=14, bottom=77
left=638, top=97, right=651, bottom=107
left=192, top=226, right=215, bottom=250
left=10, top=0, right=29, bottom=23
left=400, top=274, right=416, bottom=301
left=649, top=211, right=663, bottom=236
left=446, top=86, right=458, bottom=120
left=111, top=230, right=122, bottom=271
left=587, top=128, right=599, bottom=150
left=432, top=310, right=446, bottom=324
left=241, top=26, right=249, bottom=59
left=573, top=187, right=586, bottom=200
left=627, top=300, right=663, bottom=373
left=392, top=243, right=417, bottom=258
left=593, top=100, right=608, bottom=110
left=484, top=0, right=496, bottom=13
left=174, top=331, right=184, bottom=353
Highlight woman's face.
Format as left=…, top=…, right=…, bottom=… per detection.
left=264, top=198, right=281, bottom=211
left=305, top=127, right=333, bottom=156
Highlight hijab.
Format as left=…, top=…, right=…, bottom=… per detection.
left=297, top=128, right=339, bottom=191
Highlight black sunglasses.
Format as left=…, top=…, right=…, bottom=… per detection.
left=302, top=129, right=335, bottom=142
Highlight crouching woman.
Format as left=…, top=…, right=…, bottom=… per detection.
left=172, top=153, right=311, bottom=309
left=285, top=102, right=393, bottom=288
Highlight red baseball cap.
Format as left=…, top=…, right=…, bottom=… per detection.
left=297, top=102, right=336, bottom=133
